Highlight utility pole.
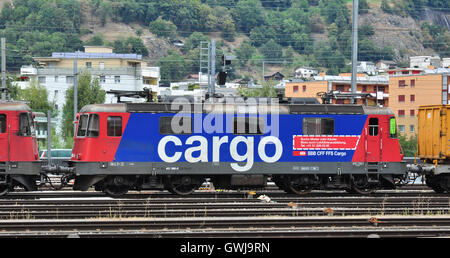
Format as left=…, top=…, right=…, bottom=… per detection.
left=73, top=53, right=78, bottom=136
left=351, top=0, right=359, bottom=104
left=1, top=38, right=5, bottom=101
left=210, top=40, right=216, bottom=98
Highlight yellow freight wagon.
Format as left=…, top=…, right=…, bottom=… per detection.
left=410, top=105, right=450, bottom=193
left=418, top=105, right=450, bottom=161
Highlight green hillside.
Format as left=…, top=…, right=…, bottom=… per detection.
left=0, top=0, right=448, bottom=83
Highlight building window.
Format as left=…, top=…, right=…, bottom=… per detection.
left=378, top=86, right=385, bottom=93
left=398, top=80, right=406, bottom=87
left=410, top=125, right=415, bottom=132
left=410, top=95, right=415, bottom=102
left=336, top=85, right=345, bottom=91
left=38, top=76, right=46, bottom=84
left=302, top=85, right=306, bottom=92
left=86, top=62, right=92, bottom=68
left=54, top=76, right=59, bottom=82
left=399, top=125, right=405, bottom=133
left=293, top=85, right=299, bottom=93
left=398, top=95, right=405, bottom=102
left=99, top=76, right=106, bottom=83
left=66, top=76, right=74, bottom=84
left=99, top=62, right=105, bottom=69
left=114, top=76, right=120, bottom=84
left=362, top=85, right=367, bottom=92
left=398, top=110, right=405, bottom=117
left=410, top=110, right=415, bottom=116
left=410, top=79, right=415, bottom=87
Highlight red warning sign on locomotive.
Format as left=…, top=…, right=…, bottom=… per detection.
left=293, top=135, right=360, bottom=150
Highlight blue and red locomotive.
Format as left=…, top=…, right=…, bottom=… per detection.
left=67, top=98, right=406, bottom=196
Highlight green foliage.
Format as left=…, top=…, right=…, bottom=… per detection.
left=0, top=0, right=82, bottom=70
left=233, top=0, right=266, bottom=33
left=157, top=50, right=187, bottom=84
left=62, top=72, right=106, bottom=138
left=238, top=80, right=278, bottom=98
left=19, top=80, right=55, bottom=115
left=398, top=134, right=417, bottom=157
left=260, top=40, right=283, bottom=60
left=149, top=18, right=178, bottom=39
left=112, top=36, right=149, bottom=56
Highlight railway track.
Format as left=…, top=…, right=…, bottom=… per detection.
left=1, top=216, right=450, bottom=238
left=2, top=185, right=437, bottom=200
left=1, top=187, right=449, bottom=238
left=0, top=195, right=448, bottom=219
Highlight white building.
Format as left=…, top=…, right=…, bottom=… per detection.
left=13, top=46, right=160, bottom=131
left=294, top=67, right=319, bottom=79
left=410, top=56, right=441, bottom=69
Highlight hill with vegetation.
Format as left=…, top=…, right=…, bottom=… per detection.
left=0, top=0, right=448, bottom=84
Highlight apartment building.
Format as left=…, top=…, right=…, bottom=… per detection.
left=389, top=69, right=450, bottom=137
left=14, top=46, right=160, bottom=130
left=285, top=74, right=389, bottom=106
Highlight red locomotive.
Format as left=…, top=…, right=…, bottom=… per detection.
left=0, top=101, right=40, bottom=195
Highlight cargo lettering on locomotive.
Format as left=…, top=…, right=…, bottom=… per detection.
left=157, top=135, right=283, bottom=172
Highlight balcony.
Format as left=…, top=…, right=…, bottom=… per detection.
left=20, top=65, right=37, bottom=76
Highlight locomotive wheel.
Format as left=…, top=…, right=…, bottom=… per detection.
left=271, top=176, right=293, bottom=194
left=0, top=185, right=9, bottom=197
left=165, top=176, right=202, bottom=196
left=103, top=185, right=129, bottom=197
left=285, top=175, right=314, bottom=195
left=351, top=175, right=374, bottom=195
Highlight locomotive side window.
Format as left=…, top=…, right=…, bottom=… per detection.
left=159, top=116, right=192, bottom=135
left=107, top=116, right=122, bottom=137
left=0, top=114, right=5, bottom=133
left=303, top=118, right=334, bottom=135
left=87, top=114, right=100, bottom=137
left=19, top=113, right=33, bottom=136
left=77, top=114, right=88, bottom=137
left=232, top=117, right=265, bottom=135
left=369, top=118, right=379, bottom=136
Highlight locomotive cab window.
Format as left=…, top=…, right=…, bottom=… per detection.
left=19, top=113, right=34, bottom=136
left=303, top=118, right=334, bottom=135
left=369, top=118, right=379, bottom=136
left=77, top=114, right=99, bottom=137
left=107, top=116, right=122, bottom=137
left=87, top=114, right=99, bottom=137
left=0, top=114, right=5, bottom=133
left=77, top=114, right=88, bottom=137
left=159, top=116, right=193, bottom=135
left=232, top=117, right=265, bottom=135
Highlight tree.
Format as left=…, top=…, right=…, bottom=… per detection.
left=234, top=41, right=256, bottom=66
left=380, top=0, right=392, bottom=13
left=19, top=80, right=54, bottom=115
left=233, top=0, right=266, bottom=33
left=359, top=0, right=369, bottom=14
left=260, top=39, right=283, bottom=60
left=149, top=17, right=177, bottom=38
left=238, top=80, right=278, bottom=98
left=157, top=50, right=187, bottom=85
left=62, top=72, right=105, bottom=138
